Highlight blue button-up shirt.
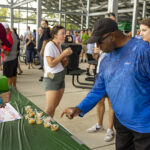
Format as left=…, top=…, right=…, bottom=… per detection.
left=77, top=38, right=150, bottom=133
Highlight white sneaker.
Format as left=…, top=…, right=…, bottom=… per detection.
left=104, top=128, right=114, bottom=142
left=87, top=123, right=104, bottom=133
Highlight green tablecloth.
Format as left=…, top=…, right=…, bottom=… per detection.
left=0, top=88, right=90, bottom=150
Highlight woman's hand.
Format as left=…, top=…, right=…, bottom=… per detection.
left=61, top=57, right=68, bottom=67
left=62, top=47, right=73, bottom=57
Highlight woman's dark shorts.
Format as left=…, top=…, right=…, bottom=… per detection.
left=3, top=58, right=18, bottom=77
left=43, top=70, right=65, bottom=91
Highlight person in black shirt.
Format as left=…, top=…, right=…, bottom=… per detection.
left=65, top=30, right=73, bottom=43
left=12, top=28, right=23, bottom=75
left=38, top=20, right=51, bottom=81
left=40, top=20, right=51, bottom=57
left=26, top=32, right=36, bottom=69
left=37, top=27, right=44, bottom=70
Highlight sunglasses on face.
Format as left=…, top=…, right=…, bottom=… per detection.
left=97, top=32, right=112, bottom=46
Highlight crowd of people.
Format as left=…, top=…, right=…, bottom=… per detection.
left=0, top=13, right=150, bottom=150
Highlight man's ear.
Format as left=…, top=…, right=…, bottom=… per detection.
left=110, top=32, right=115, bottom=42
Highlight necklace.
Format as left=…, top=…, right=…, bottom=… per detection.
left=52, top=40, right=61, bottom=54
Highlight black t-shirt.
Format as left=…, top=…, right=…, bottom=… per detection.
left=16, top=34, right=20, bottom=51
left=43, top=27, right=51, bottom=41
left=38, top=35, right=43, bottom=52
left=37, top=27, right=51, bottom=52
left=65, top=35, right=73, bottom=43
left=26, top=39, right=35, bottom=51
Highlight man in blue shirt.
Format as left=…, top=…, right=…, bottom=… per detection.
left=61, top=18, right=150, bottom=150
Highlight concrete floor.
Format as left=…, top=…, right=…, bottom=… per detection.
left=0, top=62, right=115, bottom=150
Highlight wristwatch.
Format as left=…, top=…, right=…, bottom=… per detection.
left=0, top=96, right=2, bottom=105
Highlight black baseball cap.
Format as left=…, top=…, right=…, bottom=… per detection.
left=87, top=18, right=118, bottom=44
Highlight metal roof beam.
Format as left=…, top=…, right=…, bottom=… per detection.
left=0, top=4, right=86, bottom=16
left=12, top=0, right=35, bottom=8
left=89, top=8, right=134, bottom=16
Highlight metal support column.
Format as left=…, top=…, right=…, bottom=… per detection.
left=10, top=0, right=14, bottom=28
left=86, top=0, right=90, bottom=29
left=18, top=8, right=20, bottom=35
left=26, top=4, right=28, bottom=27
left=59, top=0, right=62, bottom=25
left=36, top=0, right=42, bottom=49
left=64, top=14, right=66, bottom=29
left=108, top=0, right=118, bottom=21
left=132, top=0, right=138, bottom=37
left=81, top=15, right=83, bottom=30
left=142, top=1, right=146, bottom=19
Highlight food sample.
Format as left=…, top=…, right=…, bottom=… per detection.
left=28, top=111, right=35, bottom=117
left=36, top=119, right=42, bottom=125
left=44, top=122, right=51, bottom=128
left=43, top=117, right=51, bottom=122
left=25, top=114, right=30, bottom=119
left=28, top=118, right=35, bottom=124
left=25, top=106, right=32, bottom=113
left=51, top=124, right=59, bottom=131
left=39, top=112, right=43, bottom=117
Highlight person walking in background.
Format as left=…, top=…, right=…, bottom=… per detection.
left=65, top=30, right=73, bottom=43
left=43, top=25, right=72, bottom=118
left=12, top=28, right=23, bottom=75
left=87, top=13, right=117, bottom=142
left=86, top=30, right=96, bottom=76
left=40, top=20, right=51, bottom=57
left=81, top=29, right=89, bottom=62
left=23, top=26, right=33, bottom=42
left=33, top=29, right=36, bottom=40
left=0, top=23, right=12, bottom=71
left=39, top=20, right=51, bottom=82
left=2, top=23, right=18, bottom=88
left=75, top=31, right=82, bottom=44
left=37, top=27, right=44, bottom=70
left=87, top=46, right=114, bottom=142
left=26, top=32, right=36, bottom=69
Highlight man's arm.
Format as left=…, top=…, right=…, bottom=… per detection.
left=61, top=71, right=106, bottom=119
left=77, top=73, right=106, bottom=116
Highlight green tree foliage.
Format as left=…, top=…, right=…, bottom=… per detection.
left=0, top=8, right=9, bottom=21
left=27, top=12, right=36, bottom=24
left=66, top=23, right=80, bottom=30
left=14, top=9, right=23, bottom=23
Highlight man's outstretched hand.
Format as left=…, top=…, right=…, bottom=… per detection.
left=60, top=107, right=81, bottom=119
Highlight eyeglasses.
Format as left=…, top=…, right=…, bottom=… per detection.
left=97, top=32, right=112, bottom=46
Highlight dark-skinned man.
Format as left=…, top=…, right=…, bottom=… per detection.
left=61, top=18, right=150, bottom=150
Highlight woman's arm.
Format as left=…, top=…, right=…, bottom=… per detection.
left=26, top=40, right=31, bottom=47
left=46, top=48, right=72, bottom=68
left=31, top=38, right=36, bottom=45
